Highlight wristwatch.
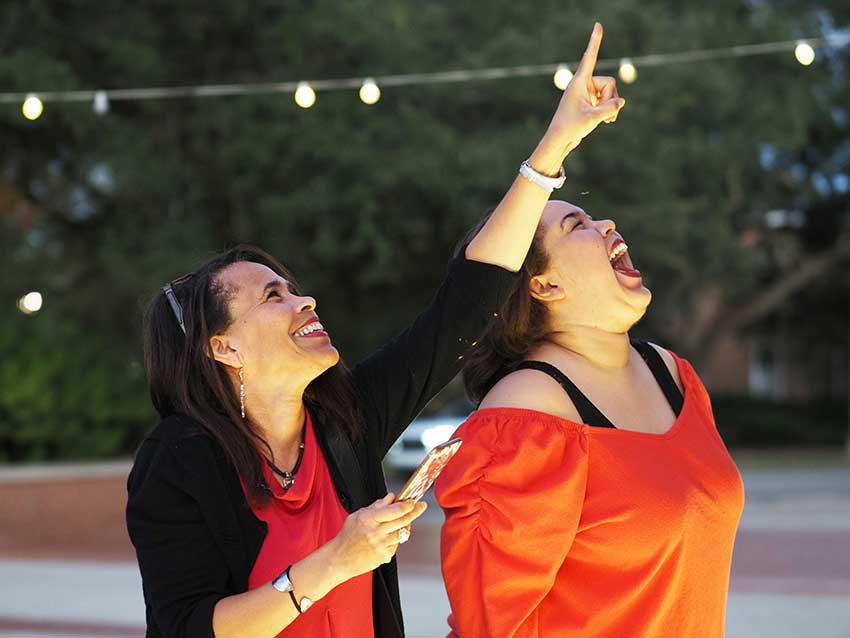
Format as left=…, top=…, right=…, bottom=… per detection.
left=519, top=159, right=566, bottom=192
left=272, top=565, right=314, bottom=613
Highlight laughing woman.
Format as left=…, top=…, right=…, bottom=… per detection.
left=435, top=37, right=745, bottom=638
left=125, top=23, right=624, bottom=638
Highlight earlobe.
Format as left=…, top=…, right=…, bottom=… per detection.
left=529, top=276, right=567, bottom=303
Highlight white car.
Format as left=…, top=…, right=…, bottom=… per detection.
left=384, top=415, right=467, bottom=473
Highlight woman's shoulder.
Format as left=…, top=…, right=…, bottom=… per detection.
left=458, top=382, right=588, bottom=455
left=130, top=414, right=223, bottom=483
left=478, top=366, right=584, bottom=423
left=143, top=413, right=203, bottom=441
left=644, top=341, right=685, bottom=394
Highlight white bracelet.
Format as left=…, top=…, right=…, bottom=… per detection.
left=518, top=160, right=566, bottom=192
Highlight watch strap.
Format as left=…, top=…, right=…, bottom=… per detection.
left=288, top=589, right=302, bottom=613
left=519, top=159, right=566, bottom=192
left=272, top=565, right=313, bottom=613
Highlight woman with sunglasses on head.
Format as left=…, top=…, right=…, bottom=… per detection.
left=435, top=33, right=745, bottom=638
left=126, top=23, right=624, bottom=638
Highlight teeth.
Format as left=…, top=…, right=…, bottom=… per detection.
left=609, top=242, right=628, bottom=263
left=294, top=322, right=323, bottom=337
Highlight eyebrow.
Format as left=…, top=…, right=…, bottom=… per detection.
left=261, top=279, right=289, bottom=295
left=560, top=211, right=580, bottom=231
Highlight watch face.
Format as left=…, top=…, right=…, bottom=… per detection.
left=300, top=597, right=313, bottom=612
left=272, top=571, right=293, bottom=593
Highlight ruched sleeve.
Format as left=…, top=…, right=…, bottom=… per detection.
left=435, top=408, right=589, bottom=638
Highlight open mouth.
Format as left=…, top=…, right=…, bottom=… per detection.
left=608, top=240, right=641, bottom=278
left=292, top=321, right=327, bottom=338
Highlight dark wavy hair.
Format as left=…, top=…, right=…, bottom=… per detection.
left=143, top=244, right=362, bottom=505
left=459, top=214, right=552, bottom=404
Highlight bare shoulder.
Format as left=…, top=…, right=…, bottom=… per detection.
left=647, top=342, right=684, bottom=393
left=478, top=367, right=581, bottom=422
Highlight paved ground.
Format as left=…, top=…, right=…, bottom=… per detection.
left=1, top=457, right=848, bottom=637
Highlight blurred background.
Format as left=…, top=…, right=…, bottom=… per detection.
left=1, top=1, right=848, bottom=636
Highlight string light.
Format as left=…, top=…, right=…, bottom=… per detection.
left=553, top=64, right=573, bottom=90
left=294, top=82, right=316, bottom=108
left=17, top=291, right=43, bottom=315
left=618, top=58, right=637, bottom=84
left=22, top=95, right=43, bottom=120
left=3, top=33, right=846, bottom=118
left=794, top=40, right=816, bottom=65
left=359, top=78, right=381, bottom=105
left=93, top=90, right=110, bottom=114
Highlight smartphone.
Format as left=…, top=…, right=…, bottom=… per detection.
left=396, top=437, right=463, bottom=502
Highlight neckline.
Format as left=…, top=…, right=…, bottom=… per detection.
left=263, top=410, right=318, bottom=503
left=266, top=420, right=307, bottom=490
left=477, top=354, right=694, bottom=441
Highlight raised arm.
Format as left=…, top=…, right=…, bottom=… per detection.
left=465, top=22, right=625, bottom=272
left=353, top=23, right=624, bottom=453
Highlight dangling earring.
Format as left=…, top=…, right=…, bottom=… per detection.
left=239, top=367, right=246, bottom=419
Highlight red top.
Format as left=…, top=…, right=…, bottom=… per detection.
left=436, top=354, right=745, bottom=638
left=246, top=410, right=373, bottom=638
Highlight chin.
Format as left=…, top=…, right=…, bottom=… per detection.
left=320, top=345, right=341, bottom=369
left=616, top=287, right=651, bottom=330
left=633, top=289, right=652, bottom=317
left=304, top=347, right=341, bottom=384
left=633, top=284, right=652, bottom=309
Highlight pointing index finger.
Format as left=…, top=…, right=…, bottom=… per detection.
left=576, top=22, right=604, bottom=79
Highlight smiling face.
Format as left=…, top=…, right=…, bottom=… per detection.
left=208, top=261, right=339, bottom=388
left=531, top=200, right=652, bottom=334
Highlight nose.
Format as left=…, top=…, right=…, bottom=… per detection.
left=296, top=295, right=316, bottom=313
left=594, top=218, right=616, bottom=237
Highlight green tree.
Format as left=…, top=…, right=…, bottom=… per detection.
left=0, top=0, right=847, bottom=459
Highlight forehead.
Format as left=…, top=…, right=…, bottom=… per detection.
left=216, top=261, right=285, bottom=297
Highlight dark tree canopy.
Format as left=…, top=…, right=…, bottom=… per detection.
left=1, top=0, right=847, bottom=459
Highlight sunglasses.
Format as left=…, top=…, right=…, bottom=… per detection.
left=162, top=272, right=193, bottom=335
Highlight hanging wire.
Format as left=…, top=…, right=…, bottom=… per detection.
left=0, top=33, right=847, bottom=106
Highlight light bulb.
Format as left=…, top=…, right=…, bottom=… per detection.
left=17, top=291, right=43, bottom=314
left=294, top=82, right=316, bottom=108
left=359, top=78, right=381, bottom=105
left=794, top=41, right=815, bottom=66
left=553, top=64, right=573, bottom=90
left=22, top=95, right=43, bottom=120
left=618, top=59, right=637, bottom=84
left=93, top=91, right=110, bottom=115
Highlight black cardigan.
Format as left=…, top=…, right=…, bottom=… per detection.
left=126, top=253, right=518, bottom=638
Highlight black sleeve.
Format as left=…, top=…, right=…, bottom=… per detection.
left=352, top=253, right=519, bottom=458
left=126, top=437, right=230, bottom=638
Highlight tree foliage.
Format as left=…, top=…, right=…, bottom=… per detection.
left=1, top=0, right=847, bottom=459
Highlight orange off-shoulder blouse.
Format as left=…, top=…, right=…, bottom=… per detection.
left=435, top=353, right=745, bottom=638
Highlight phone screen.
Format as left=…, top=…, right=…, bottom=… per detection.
left=396, top=438, right=462, bottom=502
